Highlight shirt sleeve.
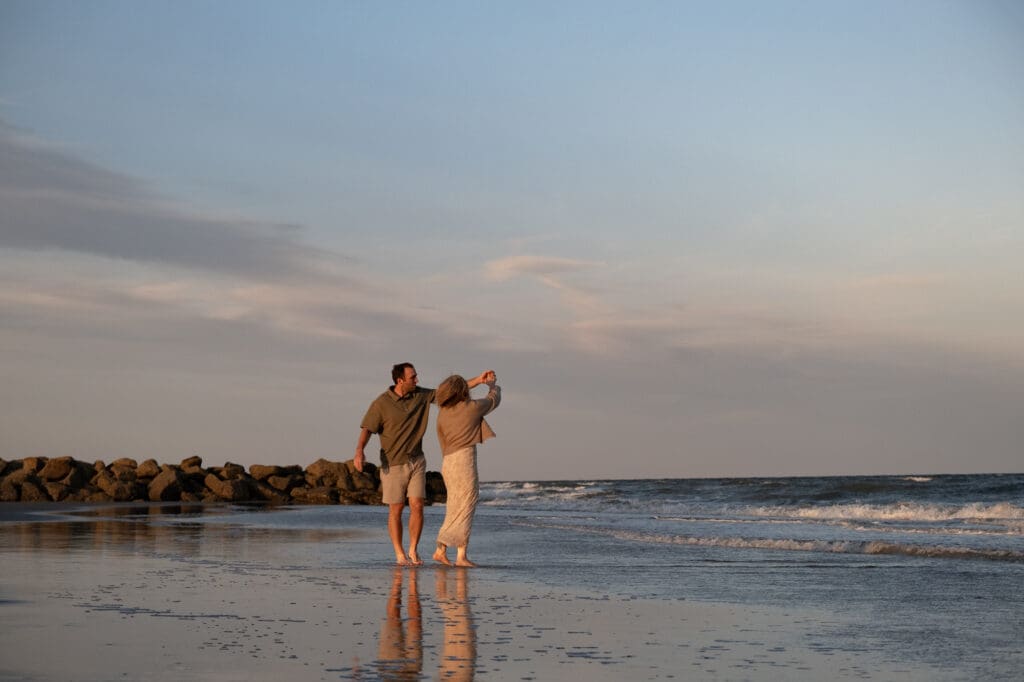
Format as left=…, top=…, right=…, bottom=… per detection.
left=474, top=385, right=501, bottom=416
left=360, top=399, right=383, bottom=433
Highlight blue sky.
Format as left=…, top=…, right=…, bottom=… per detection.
left=1, top=1, right=1022, bottom=478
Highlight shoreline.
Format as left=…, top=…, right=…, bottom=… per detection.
left=0, top=504, right=953, bottom=680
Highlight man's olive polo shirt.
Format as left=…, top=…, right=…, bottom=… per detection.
left=360, top=386, right=437, bottom=469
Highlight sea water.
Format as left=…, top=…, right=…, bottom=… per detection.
left=83, top=473, right=1023, bottom=678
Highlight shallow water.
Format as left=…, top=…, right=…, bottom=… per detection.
left=1, top=473, right=1022, bottom=679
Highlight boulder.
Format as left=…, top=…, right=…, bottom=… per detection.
left=86, top=491, right=113, bottom=502
left=38, top=457, right=75, bottom=482
left=61, top=461, right=93, bottom=489
left=203, top=474, right=254, bottom=502
left=350, top=470, right=377, bottom=492
left=109, top=458, right=138, bottom=469
left=22, top=457, right=48, bottom=474
left=0, top=458, right=7, bottom=476
left=20, top=480, right=48, bottom=502
left=267, top=474, right=305, bottom=492
left=136, top=459, right=161, bottom=479
left=180, top=491, right=202, bottom=503
left=109, top=465, right=138, bottom=482
left=93, top=460, right=105, bottom=472
left=253, top=481, right=290, bottom=504
left=291, top=486, right=339, bottom=505
left=44, top=482, right=71, bottom=501
left=248, top=465, right=283, bottom=482
left=148, top=469, right=184, bottom=502
left=306, top=459, right=354, bottom=489
left=64, top=487, right=95, bottom=502
left=180, top=456, right=203, bottom=469
left=344, top=460, right=379, bottom=478
left=0, top=477, right=20, bottom=502
left=95, top=471, right=144, bottom=501
left=217, top=462, right=246, bottom=480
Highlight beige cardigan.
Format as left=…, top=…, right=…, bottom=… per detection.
left=436, top=385, right=501, bottom=456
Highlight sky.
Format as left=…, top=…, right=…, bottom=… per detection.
left=1, top=1, right=1022, bottom=480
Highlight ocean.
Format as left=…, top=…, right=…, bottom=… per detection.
left=469, top=473, right=1024, bottom=677
left=2, top=473, right=1022, bottom=680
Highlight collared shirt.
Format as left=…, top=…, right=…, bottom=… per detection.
left=360, top=386, right=437, bottom=468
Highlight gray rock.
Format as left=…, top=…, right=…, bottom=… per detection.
left=136, top=459, right=161, bottom=479
left=291, top=486, right=339, bottom=505
left=306, top=459, right=353, bottom=489
left=38, top=457, right=75, bottom=482
left=109, top=465, right=138, bottom=482
left=20, top=480, right=48, bottom=502
left=95, top=471, right=144, bottom=501
left=203, top=474, right=254, bottom=502
left=180, top=456, right=203, bottom=469
left=148, top=469, right=184, bottom=502
left=62, top=461, right=93, bottom=489
left=248, top=465, right=283, bottom=481
left=253, top=481, right=289, bottom=504
left=44, top=482, right=70, bottom=501
left=0, top=477, right=19, bottom=502
left=219, top=462, right=246, bottom=480
left=350, top=471, right=377, bottom=492
left=22, top=457, right=48, bottom=474
left=266, top=474, right=305, bottom=492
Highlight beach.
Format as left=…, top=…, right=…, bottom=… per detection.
left=3, top=480, right=1021, bottom=681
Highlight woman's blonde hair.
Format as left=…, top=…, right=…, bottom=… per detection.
left=436, top=374, right=470, bottom=408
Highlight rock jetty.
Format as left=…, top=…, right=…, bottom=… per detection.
left=0, top=456, right=447, bottom=505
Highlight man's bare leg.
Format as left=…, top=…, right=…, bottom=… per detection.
left=388, top=503, right=410, bottom=565
left=407, top=497, right=425, bottom=565
left=455, top=545, right=477, bottom=568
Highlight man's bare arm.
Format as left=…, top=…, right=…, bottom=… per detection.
left=354, top=428, right=372, bottom=472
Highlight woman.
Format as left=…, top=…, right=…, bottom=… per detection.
left=432, top=371, right=500, bottom=567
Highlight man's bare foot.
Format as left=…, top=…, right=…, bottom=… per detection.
left=432, top=548, right=452, bottom=566
left=454, top=558, right=477, bottom=568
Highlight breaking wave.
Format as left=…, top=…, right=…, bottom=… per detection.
left=515, top=520, right=1024, bottom=563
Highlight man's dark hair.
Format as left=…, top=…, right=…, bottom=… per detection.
left=392, top=362, right=415, bottom=383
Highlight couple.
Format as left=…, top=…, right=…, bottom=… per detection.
left=354, top=362, right=501, bottom=567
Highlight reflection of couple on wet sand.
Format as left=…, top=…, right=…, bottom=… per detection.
left=355, top=363, right=501, bottom=567
left=374, top=568, right=477, bottom=681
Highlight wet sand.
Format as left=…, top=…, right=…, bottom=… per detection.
left=0, top=504, right=937, bottom=680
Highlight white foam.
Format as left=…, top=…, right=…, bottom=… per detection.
left=746, top=502, right=1024, bottom=523
left=516, top=521, right=1024, bottom=562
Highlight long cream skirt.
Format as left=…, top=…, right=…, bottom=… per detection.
left=436, top=446, right=479, bottom=548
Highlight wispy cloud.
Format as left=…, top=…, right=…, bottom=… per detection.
left=0, top=122, right=355, bottom=285
left=485, top=254, right=603, bottom=281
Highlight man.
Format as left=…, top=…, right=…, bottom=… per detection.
left=355, top=362, right=492, bottom=565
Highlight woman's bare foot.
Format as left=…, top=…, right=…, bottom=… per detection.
left=432, top=548, right=452, bottom=566
left=407, top=550, right=423, bottom=566
left=394, top=553, right=411, bottom=566
left=454, top=558, right=478, bottom=568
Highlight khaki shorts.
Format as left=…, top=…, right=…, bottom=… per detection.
left=380, top=456, right=427, bottom=505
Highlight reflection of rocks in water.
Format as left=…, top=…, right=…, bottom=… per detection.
left=436, top=568, right=477, bottom=682
left=0, top=504, right=365, bottom=555
left=376, top=568, right=423, bottom=681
